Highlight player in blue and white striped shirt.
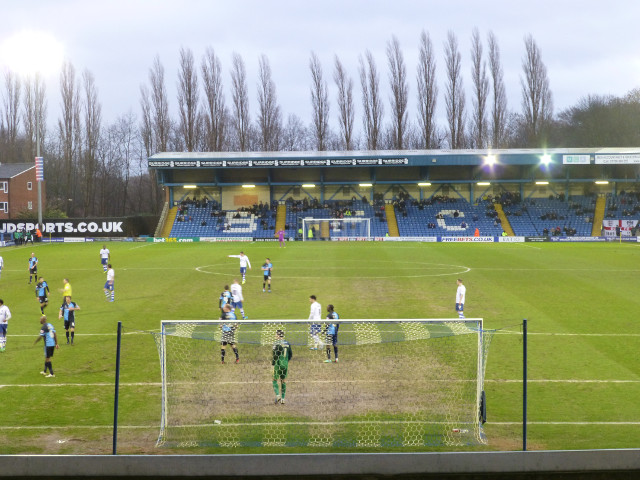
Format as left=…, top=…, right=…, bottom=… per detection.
left=219, top=285, right=232, bottom=317
left=34, top=315, right=58, bottom=377
left=220, top=305, right=239, bottom=364
left=324, top=305, right=340, bottom=363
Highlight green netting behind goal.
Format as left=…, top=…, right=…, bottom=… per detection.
left=153, top=319, right=492, bottom=449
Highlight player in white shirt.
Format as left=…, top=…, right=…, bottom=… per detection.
left=230, top=279, right=247, bottom=319
left=99, top=245, right=111, bottom=272
left=0, top=298, right=12, bottom=351
left=104, top=264, right=115, bottom=302
left=308, top=295, right=323, bottom=349
left=0, top=255, right=4, bottom=279
left=455, top=278, right=466, bottom=319
left=228, top=251, right=251, bottom=284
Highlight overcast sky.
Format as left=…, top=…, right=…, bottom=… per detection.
left=2, top=0, right=639, bottom=132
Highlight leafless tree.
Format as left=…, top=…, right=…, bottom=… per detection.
left=177, top=47, right=199, bottom=152
left=309, top=52, right=330, bottom=151
left=256, top=55, right=282, bottom=151
left=444, top=31, right=466, bottom=148
left=359, top=50, right=384, bottom=150
left=487, top=31, right=508, bottom=148
left=469, top=28, right=489, bottom=148
left=201, top=47, right=226, bottom=151
left=386, top=35, right=409, bottom=150
left=333, top=55, right=355, bottom=150
left=416, top=31, right=438, bottom=149
left=281, top=113, right=308, bottom=151
left=139, top=85, right=154, bottom=157
left=112, top=112, right=137, bottom=214
left=149, top=55, right=171, bottom=154
left=230, top=52, right=250, bottom=151
left=520, top=35, right=553, bottom=146
left=58, top=60, right=82, bottom=215
left=80, top=69, right=101, bottom=216
left=1, top=70, right=21, bottom=163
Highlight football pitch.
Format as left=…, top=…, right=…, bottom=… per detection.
left=0, top=240, right=639, bottom=454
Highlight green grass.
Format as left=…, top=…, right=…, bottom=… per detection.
left=1, top=240, right=639, bottom=454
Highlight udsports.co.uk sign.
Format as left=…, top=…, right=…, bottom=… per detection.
left=0, top=219, right=125, bottom=236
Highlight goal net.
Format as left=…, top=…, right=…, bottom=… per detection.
left=153, top=319, right=492, bottom=449
left=301, top=217, right=371, bottom=241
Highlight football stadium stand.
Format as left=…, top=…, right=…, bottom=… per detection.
left=163, top=194, right=607, bottom=239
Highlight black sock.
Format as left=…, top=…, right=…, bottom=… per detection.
left=221, top=349, right=226, bottom=362
left=326, top=347, right=331, bottom=359
left=263, top=282, right=266, bottom=288
left=66, top=331, right=69, bottom=341
left=233, top=347, right=239, bottom=359
left=334, top=346, right=338, bottom=358
left=44, top=361, right=47, bottom=373
left=45, top=361, right=51, bottom=373
left=71, top=332, right=74, bottom=342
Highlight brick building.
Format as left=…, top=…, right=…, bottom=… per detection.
left=0, top=163, right=45, bottom=219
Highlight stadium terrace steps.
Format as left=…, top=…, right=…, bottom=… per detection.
left=494, top=204, right=514, bottom=236
left=592, top=196, right=606, bottom=236
left=384, top=204, right=399, bottom=237
left=275, top=204, right=287, bottom=234
left=160, top=206, right=178, bottom=237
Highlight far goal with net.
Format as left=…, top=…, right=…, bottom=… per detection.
left=153, top=318, right=492, bottom=449
left=300, top=217, right=371, bottom=240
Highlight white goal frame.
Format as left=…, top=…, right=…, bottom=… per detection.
left=301, top=217, right=371, bottom=241
left=156, top=318, right=489, bottom=448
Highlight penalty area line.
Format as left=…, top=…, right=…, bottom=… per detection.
left=3, top=379, right=639, bottom=389
left=5, top=421, right=640, bottom=430
left=495, top=330, right=640, bottom=337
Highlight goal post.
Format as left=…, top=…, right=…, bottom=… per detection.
left=301, top=217, right=371, bottom=241
left=153, top=318, right=492, bottom=449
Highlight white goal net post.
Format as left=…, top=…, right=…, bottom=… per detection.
left=300, top=217, right=371, bottom=241
left=153, top=318, right=492, bottom=449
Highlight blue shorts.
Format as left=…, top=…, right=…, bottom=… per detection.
left=232, top=301, right=243, bottom=309
left=240, top=267, right=247, bottom=274
left=104, top=281, right=114, bottom=291
left=0, top=324, right=6, bottom=335
left=101, top=258, right=108, bottom=265
left=456, top=303, right=464, bottom=312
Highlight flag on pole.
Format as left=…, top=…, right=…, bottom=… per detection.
left=35, top=157, right=44, bottom=182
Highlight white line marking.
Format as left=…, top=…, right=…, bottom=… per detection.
left=495, top=330, right=640, bottom=337
left=2, top=378, right=638, bottom=389
left=4, top=421, right=640, bottom=430
left=9, top=331, right=147, bottom=337
left=195, top=261, right=472, bottom=279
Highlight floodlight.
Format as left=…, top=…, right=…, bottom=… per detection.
left=477, top=182, right=491, bottom=186
left=418, top=182, right=431, bottom=187
left=535, top=181, right=549, bottom=185
left=359, top=183, right=373, bottom=187
left=242, top=184, right=256, bottom=188
left=484, top=155, right=497, bottom=166
left=540, top=154, right=552, bottom=165
left=183, top=185, right=197, bottom=189
left=302, top=184, right=315, bottom=188
left=594, top=181, right=609, bottom=185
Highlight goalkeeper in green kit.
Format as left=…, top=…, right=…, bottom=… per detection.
left=272, top=329, right=293, bottom=404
